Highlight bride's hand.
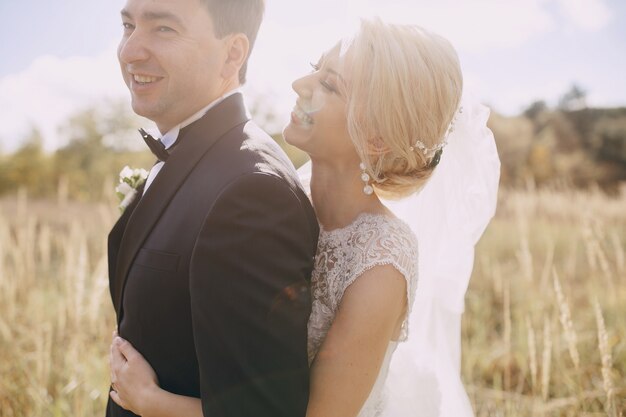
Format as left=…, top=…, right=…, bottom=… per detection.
left=109, top=335, right=160, bottom=414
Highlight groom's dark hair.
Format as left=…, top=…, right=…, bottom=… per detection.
left=202, top=0, right=265, bottom=85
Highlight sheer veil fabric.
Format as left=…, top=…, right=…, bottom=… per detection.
left=381, top=96, right=500, bottom=416
left=297, top=95, right=501, bottom=416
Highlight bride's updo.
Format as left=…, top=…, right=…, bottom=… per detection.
left=345, top=19, right=463, bottom=198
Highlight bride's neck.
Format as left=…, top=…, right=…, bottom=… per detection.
left=310, top=159, right=384, bottom=230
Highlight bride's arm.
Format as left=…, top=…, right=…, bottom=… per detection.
left=109, top=337, right=203, bottom=417
left=306, top=265, right=407, bottom=417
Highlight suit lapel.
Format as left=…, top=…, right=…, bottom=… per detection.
left=113, top=93, right=250, bottom=317
left=108, top=180, right=145, bottom=299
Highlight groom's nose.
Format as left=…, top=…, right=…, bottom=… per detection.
left=118, top=30, right=151, bottom=64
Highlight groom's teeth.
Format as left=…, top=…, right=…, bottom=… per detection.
left=294, top=106, right=314, bottom=125
left=134, top=75, right=159, bottom=83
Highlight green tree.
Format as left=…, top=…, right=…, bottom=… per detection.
left=523, top=100, right=548, bottom=121
left=0, top=128, right=52, bottom=196
left=53, top=101, right=152, bottom=201
left=593, top=116, right=626, bottom=165
left=558, top=84, right=587, bottom=111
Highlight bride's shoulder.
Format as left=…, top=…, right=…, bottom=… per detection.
left=355, top=213, right=417, bottom=248
left=350, top=212, right=418, bottom=275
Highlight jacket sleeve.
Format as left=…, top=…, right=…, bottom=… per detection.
left=189, top=172, right=317, bottom=417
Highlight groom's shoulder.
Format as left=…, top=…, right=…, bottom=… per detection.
left=230, top=120, right=301, bottom=186
left=192, top=120, right=317, bottom=235
left=189, top=118, right=304, bottom=199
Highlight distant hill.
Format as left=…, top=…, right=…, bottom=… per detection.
left=488, top=106, right=626, bottom=190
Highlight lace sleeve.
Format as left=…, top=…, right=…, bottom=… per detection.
left=336, top=215, right=419, bottom=341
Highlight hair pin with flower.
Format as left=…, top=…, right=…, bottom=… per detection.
left=409, top=106, right=463, bottom=166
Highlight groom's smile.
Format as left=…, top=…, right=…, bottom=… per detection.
left=126, top=72, right=165, bottom=93
left=132, top=74, right=163, bottom=85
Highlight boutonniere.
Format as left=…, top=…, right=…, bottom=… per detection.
left=116, top=166, right=149, bottom=212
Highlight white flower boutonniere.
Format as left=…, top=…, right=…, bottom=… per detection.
left=116, top=166, right=149, bottom=212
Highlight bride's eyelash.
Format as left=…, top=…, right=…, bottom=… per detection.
left=309, top=60, right=338, bottom=93
left=320, top=80, right=336, bottom=93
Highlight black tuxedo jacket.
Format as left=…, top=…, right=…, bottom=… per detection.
left=106, top=93, right=319, bottom=417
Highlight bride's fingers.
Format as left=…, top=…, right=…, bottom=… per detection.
left=110, top=389, right=126, bottom=409
left=115, top=337, right=140, bottom=363
left=110, top=340, right=127, bottom=371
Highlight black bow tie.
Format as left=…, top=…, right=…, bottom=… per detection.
left=139, top=128, right=169, bottom=162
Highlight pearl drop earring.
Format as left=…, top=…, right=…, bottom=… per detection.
left=360, top=162, right=374, bottom=195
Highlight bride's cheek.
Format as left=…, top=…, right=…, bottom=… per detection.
left=311, top=88, right=326, bottom=113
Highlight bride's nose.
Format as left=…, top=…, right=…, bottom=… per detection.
left=292, top=74, right=313, bottom=99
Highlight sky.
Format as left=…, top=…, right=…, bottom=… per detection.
left=0, top=0, right=625, bottom=151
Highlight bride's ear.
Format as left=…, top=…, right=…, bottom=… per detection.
left=366, top=137, right=390, bottom=156
left=220, top=33, right=250, bottom=80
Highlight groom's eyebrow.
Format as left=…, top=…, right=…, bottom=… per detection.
left=121, top=8, right=185, bottom=27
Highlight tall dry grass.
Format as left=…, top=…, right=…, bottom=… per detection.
left=0, top=184, right=624, bottom=416
left=464, top=183, right=626, bottom=416
left=0, top=192, right=117, bottom=416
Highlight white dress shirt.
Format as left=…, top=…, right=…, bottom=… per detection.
left=142, top=88, right=242, bottom=195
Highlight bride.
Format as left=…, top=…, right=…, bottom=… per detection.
left=109, top=19, right=499, bottom=417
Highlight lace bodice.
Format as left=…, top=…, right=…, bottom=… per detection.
left=307, top=212, right=419, bottom=417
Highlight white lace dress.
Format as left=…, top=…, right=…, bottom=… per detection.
left=307, top=212, right=419, bottom=417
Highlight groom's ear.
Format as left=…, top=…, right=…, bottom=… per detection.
left=220, top=33, right=250, bottom=81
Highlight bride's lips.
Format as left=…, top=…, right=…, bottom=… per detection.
left=291, top=104, right=314, bottom=126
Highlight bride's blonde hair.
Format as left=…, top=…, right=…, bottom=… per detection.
left=344, top=19, right=463, bottom=198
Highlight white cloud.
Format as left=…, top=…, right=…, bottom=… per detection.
left=343, top=0, right=558, bottom=51
left=556, top=0, right=612, bottom=31
left=0, top=43, right=127, bottom=152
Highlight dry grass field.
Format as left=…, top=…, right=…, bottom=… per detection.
left=0, top=185, right=624, bottom=417
left=464, top=184, right=626, bottom=416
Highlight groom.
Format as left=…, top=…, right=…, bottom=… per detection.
left=107, top=0, right=319, bottom=416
